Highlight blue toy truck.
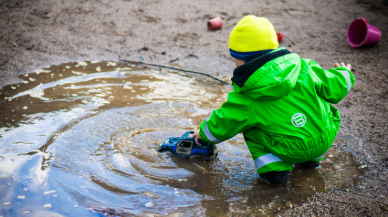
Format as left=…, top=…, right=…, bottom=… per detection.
left=158, top=131, right=218, bottom=159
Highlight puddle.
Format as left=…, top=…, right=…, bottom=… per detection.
left=0, top=61, right=365, bottom=216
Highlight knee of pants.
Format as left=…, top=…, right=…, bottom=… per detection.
left=248, top=142, right=293, bottom=174
left=254, top=154, right=294, bottom=174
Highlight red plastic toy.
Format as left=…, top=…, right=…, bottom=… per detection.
left=276, top=32, right=284, bottom=42
left=207, top=17, right=223, bottom=30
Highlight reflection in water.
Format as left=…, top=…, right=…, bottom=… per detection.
left=0, top=61, right=365, bottom=216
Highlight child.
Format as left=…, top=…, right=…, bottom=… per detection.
left=192, top=15, right=355, bottom=185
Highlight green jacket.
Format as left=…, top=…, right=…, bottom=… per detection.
left=199, top=48, right=355, bottom=151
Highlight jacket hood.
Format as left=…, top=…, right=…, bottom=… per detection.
left=231, top=47, right=301, bottom=101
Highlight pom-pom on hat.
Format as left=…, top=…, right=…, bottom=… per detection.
left=229, top=15, right=278, bottom=61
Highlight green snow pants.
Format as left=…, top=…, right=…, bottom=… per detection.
left=246, top=122, right=340, bottom=174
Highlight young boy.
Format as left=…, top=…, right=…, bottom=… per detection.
left=192, top=15, right=355, bottom=185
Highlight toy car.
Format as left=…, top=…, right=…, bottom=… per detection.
left=158, top=131, right=218, bottom=159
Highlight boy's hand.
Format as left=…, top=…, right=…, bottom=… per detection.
left=334, top=62, right=351, bottom=71
left=191, top=130, right=202, bottom=145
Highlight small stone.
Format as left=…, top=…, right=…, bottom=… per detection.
left=309, top=185, right=315, bottom=191
left=360, top=165, right=368, bottom=169
left=17, top=195, right=26, bottom=199
left=145, top=202, right=153, bottom=208
left=43, top=204, right=52, bottom=208
left=142, top=192, right=159, bottom=199
left=285, top=202, right=293, bottom=208
left=44, top=190, right=56, bottom=195
left=345, top=189, right=350, bottom=192
left=23, top=106, right=28, bottom=109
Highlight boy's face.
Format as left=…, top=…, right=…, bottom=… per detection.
left=235, top=59, right=246, bottom=67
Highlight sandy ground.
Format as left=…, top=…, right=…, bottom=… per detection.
left=1, top=0, right=388, bottom=215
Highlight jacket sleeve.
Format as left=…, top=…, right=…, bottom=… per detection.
left=306, top=59, right=355, bottom=104
left=199, top=91, right=252, bottom=144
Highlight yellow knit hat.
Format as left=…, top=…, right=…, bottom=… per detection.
left=229, top=15, right=278, bottom=59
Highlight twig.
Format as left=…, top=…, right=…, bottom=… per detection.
left=119, top=59, right=231, bottom=86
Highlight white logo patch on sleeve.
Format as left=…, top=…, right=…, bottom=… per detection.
left=291, top=113, right=306, bottom=127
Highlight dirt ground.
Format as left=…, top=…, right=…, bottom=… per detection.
left=1, top=0, right=388, bottom=216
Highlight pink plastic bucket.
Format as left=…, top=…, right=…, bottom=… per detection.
left=207, top=17, right=223, bottom=30
left=346, top=18, right=381, bottom=48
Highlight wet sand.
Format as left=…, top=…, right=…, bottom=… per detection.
left=1, top=0, right=388, bottom=216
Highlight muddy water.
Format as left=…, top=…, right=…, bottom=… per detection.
left=0, top=61, right=365, bottom=216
